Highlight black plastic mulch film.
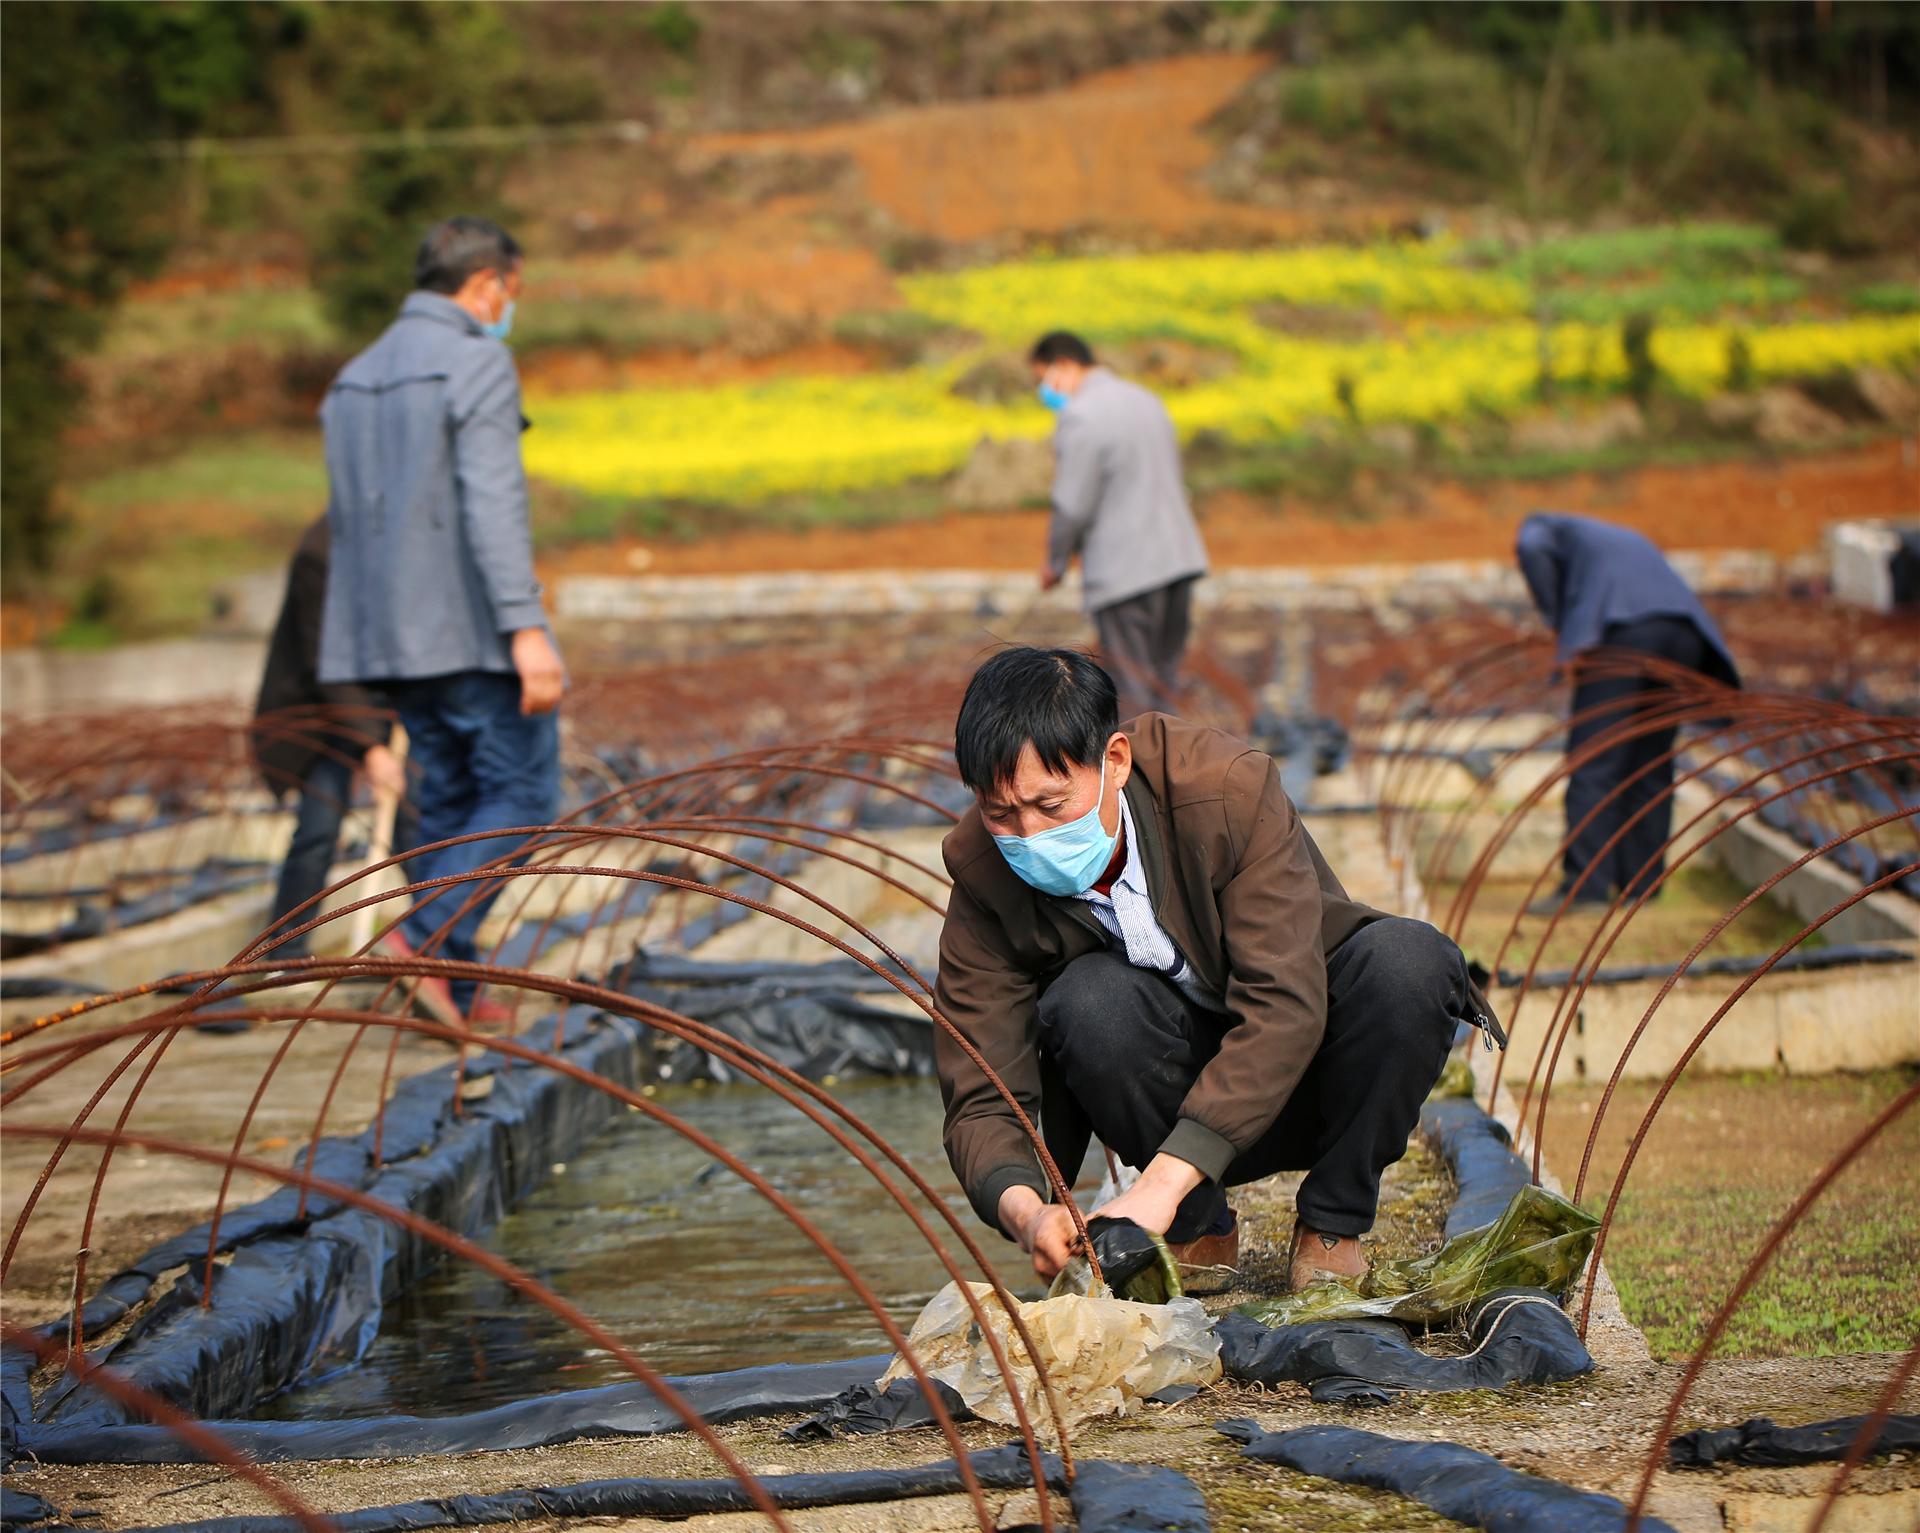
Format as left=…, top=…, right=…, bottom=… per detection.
left=1216, top=1287, right=1592, bottom=1407
left=1216, top=1420, right=1680, bottom=1533
left=16, top=1357, right=890, bottom=1468
left=2, top=1453, right=1219, bottom=1533
left=2, top=1447, right=1070, bottom=1533
left=1668, top=1412, right=1920, bottom=1469
left=1068, top=1461, right=1211, bottom=1533
left=8, top=930, right=1599, bottom=1533
left=10, top=1040, right=1588, bottom=1467
left=0, top=860, right=273, bottom=961
left=5, top=1008, right=646, bottom=1459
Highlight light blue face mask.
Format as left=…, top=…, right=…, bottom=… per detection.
left=991, top=765, right=1118, bottom=896
left=482, top=298, right=516, bottom=342
left=1037, top=379, right=1069, bottom=412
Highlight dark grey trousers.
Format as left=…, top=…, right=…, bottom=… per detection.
left=1563, top=614, right=1711, bottom=900
left=1035, top=917, right=1465, bottom=1242
left=1093, top=576, right=1197, bottom=721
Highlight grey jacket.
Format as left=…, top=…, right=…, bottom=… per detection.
left=1047, top=368, right=1207, bottom=612
left=318, top=292, right=550, bottom=684
left=1516, top=512, right=1740, bottom=688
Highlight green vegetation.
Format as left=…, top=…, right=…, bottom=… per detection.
left=52, top=432, right=324, bottom=643
left=1546, top=1070, right=1920, bottom=1360
left=1850, top=280, right=1920, bottom=315
left=307, top=2, right=601, bottom=344
left=100, top=287, right=334, bottom=365
left=0, top=0, right=287, bottom=593
left=1615, top=1187, right=1919, bottom=1358
left=1246, top=5, right=1918, bottom=253
left=1485, top=223, right=1785, bottom=283
left=1441, top=858, right=1828, bottom=977
left=0, top=0, right=603, bottom=592
left=11, top=3, right=1917, bottom=638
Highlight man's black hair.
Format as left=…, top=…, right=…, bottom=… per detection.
left=955, top=647, right=1118, bottom=794
left=1029, top=330, right=1095, bottom=368
left=415, top=216, right=523, bottom=295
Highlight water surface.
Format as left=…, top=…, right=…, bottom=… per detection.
left=264, top=1079, right=1037, bottom=1418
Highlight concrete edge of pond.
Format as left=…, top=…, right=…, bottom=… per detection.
left=4, top=1008, right=647, bottom=1454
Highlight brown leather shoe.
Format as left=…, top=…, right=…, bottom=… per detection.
left=1168, top=1222, right=1240, bottom=1296
left=1287, top=1221, right=1368, bottom=1293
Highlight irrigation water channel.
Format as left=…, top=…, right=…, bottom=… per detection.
left=261, top=1079, right=1035, bottom=1420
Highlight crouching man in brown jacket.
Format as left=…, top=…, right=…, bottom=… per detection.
left=936, top=647, right=1496, bottom=1294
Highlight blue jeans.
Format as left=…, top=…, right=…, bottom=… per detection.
left=267, top=754, right=417, bottom=956
left=390, top=671, right=560, bottom=1005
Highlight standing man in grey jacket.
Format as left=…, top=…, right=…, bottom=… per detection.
left=1031, top=332, right=1208, bottom=721
left=319, top=215, right=565, bottom=1023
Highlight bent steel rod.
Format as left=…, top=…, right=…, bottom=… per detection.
left=1524, top=777, right=1917, bottom=1179
left=1495, top=738, right=1919, bottom=1124
left=1804, top=1336, right=1920, bottom=1533
left=1471, top=708, right=1898, bottom=1016
left=1580, top=858, right=1919, bottom=1338
left=1508, top=728, right=1919, bottom=1141
left=1, top=1125, right=805, bottom=1533
left=2, top=1324, right=333, bottom=1533
left=10, top=1001, right=1077, bottom=1508
left=1619, top=1077, right=1919, bottom=1531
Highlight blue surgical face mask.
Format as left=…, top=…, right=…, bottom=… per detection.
left=991, top=765, right=1118, bottom=896
left=1037, top=379, right=1069, bottom=413
left=481, top=297, right=516, bottom=342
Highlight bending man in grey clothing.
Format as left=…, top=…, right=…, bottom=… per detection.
left=1031, top=331, right=1208, bottom=721
left=318, top=215, right=566, bottom=1023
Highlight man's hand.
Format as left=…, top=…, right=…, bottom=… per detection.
left=1037, top=562, right=1063, bottom=592
left=998, top=1184, right=1080, bottom=1281
left=511, top=627, right=566, bottom=716
left=361, top=742, right=407, bottom=800
left=1092, top=1153, right=1205, bottom=1237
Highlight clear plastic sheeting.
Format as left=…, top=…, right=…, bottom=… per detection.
left=879, top=1281, right=1221, bottom=1434
left=1235, top=1184, right=1599, bottom=1329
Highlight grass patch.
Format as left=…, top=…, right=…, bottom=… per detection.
left=1543, top=1069, right=1920, bottom=1359
left=829, top=308, right=973, bottom=362
left=98, top=274, right=735, bottom=367
left=1485, top=223, right=1784, bottom=284
left=53, top=430, right=325, bottom=641
left=1187, top=431, right=1406, bottom=505
left=1438, top=858, right=1826, bottom=976
left=534, top=474, right=958, bottom=551
left=1849, top=280, right=1920, bottom=316
left=1537, top=273, right=1806, bottom=326
left=100, top=287, right=336, bottom=365
left=514, top=297, right=729, bottom=354
left=70, top=431, right=327, bottom=522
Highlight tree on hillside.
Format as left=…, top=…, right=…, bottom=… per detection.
left=0, top=2, right=289, bottom=594
left=306, top=1, right=601, bottom=342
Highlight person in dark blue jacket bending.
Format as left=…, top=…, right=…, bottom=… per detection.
left=1515, top=513, right=1741, bottom=911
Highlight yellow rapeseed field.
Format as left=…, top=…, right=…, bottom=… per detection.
left=523, top=238, right=1920, bottom=506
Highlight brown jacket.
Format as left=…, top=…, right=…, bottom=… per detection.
left=935, top=713, right=1385, bottom=1231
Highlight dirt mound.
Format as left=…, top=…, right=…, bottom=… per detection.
left=696, top=54, right=1297, bottom=245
